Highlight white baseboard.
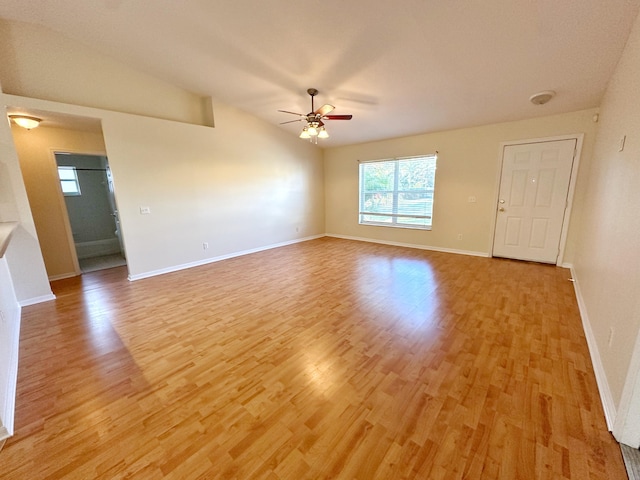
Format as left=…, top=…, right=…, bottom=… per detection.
left=48, top=272, right=78, bottom=282
left=0, top=304, right=21, bottom=439
left=325, top=233, right=490, bottom=258
left=128, top=234, right=325, bottom=282
left=19, top=293, right=56, bottom=307
left=569, top=266, right=616, bottom=429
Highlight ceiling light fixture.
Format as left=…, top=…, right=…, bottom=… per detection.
left=300, top=120, right=329, bottom=142
left=529, top=90, right=556, bottom=105
left=307, top=124, right=318, bottom=137
left=299, top=127, right=310, bottom=139
left=9, top=115, right=42, bottom=129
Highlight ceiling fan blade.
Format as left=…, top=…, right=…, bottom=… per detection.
left=278, top=110, right=305, bottom=116
left=325, top=114, right=353, bottom=120
left=279, top=119, right=303, bottom=125
left=315, top=104, right=335, bottom=116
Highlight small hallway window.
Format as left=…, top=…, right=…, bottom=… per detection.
left=58, top=166, right=81, bottom=196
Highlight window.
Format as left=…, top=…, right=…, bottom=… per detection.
left=57, top=166, right=81, bottom=196
left=359, top=154, right=437, bottom=229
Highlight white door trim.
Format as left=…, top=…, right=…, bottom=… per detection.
left=489, top=134, right=584, bottom=266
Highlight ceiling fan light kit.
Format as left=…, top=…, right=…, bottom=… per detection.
left=279, top=88, right=352, bottom=143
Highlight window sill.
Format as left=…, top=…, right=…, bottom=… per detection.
left=359, top=222, right=432, bottom=231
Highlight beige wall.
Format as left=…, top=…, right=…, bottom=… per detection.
left=0, top=19, right=208, bottom=126
left=572, top=11, right=640, bottom=410
left=324, top=109, right=599, bottom=262
left=101, top=101, right=324, bottom=278
left=12, top=126, right=107, bottom=279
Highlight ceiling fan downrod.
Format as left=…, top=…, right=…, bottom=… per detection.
left=307, top=88, right=318, bottom=113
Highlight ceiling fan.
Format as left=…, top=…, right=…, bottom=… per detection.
left=279, top=88, right=353, bottom=140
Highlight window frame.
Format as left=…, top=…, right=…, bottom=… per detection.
left=358, top=154, right=437, bottom=230
left=57, top=165, right=82, bottom=197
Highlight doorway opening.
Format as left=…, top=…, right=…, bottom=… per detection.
left=54, top=153, right=126, bottom=273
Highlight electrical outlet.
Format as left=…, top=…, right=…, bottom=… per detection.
left=139, top=206, right=151, bottom=215
left=468, top=196, right=477, bottom=203
left=457, top=234, right=463, bottom=240
left=203, top=242, right=209, bottom=250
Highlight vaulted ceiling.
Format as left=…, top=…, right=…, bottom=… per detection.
left=1, top=0, right=639, bottom=146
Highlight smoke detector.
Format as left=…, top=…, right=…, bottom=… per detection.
left=529, top=90, right=556, bottom=105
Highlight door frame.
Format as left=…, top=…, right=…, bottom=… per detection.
left=489, top=134, right=584, bottom=266
left=48, top=147, right=111, bottom=279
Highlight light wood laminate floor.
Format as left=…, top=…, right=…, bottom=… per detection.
left=2, top=238, right=626, bottom=479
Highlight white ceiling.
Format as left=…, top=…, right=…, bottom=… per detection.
left=1, top=0, right=639, bottom=146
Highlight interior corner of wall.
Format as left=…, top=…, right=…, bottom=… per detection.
left=202, top=96, right=215, bottom=128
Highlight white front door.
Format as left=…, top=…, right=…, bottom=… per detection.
left=492, top=139, right=576, bottom=264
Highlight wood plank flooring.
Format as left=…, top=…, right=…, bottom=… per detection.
left=1, top=238, right=626, bottom=479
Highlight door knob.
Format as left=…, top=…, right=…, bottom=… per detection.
left=499, top=207, right=505, bottom=212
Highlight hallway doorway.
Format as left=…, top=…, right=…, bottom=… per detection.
left=55, top=153, right=126, bottom=273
